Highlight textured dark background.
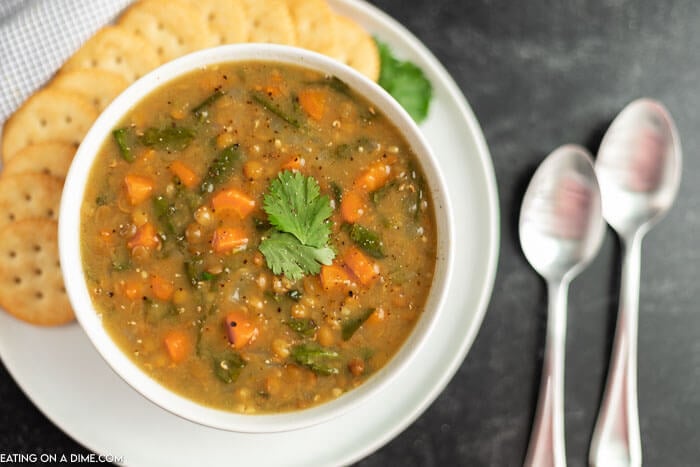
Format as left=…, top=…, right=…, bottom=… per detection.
left=2, top=0, right=700, bottom=465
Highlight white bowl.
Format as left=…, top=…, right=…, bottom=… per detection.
left=59, top=44, right=454, bottom=433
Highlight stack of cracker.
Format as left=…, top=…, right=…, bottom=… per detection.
left=0, top=0, right=379, bottom=326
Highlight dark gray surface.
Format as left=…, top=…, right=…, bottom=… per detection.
left=2, top=0, right=699, bottom=465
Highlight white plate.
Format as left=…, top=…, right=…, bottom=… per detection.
left=0, top=0, right=499, bottom=465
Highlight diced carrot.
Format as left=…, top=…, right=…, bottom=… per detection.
left=340, top=189, right=365, bottom=223
left=164, top=330, right=191, bottom=364
left=211, top=189, right=256, bottom=219
left=127, top=222, right=160, bottom=250
left=123, top=279, right=142, bottom=300
left=169, top=161, right=199, bottom=188
left=124, top=174, right=154, bottom=205
left=224, top=311, right=259, bottom=349
left=366, top=307, right=386, bottom=326
left=354, top=160, right=393, bottom=192
left=298, top=88, right=326, bottom=120
left=150, top=274, right=174, bottom=301
left=320, top=264, right=353, bottom=290
left=344, top=247, right=379, bottom=286
left=280, top=156, right=305, bottom=172
left=211, top=227, right=249, bottom=253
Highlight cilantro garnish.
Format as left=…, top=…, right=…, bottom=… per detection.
left=376, top=39, right=433, bottom=123
left=259, top=172, right=335, bottom=280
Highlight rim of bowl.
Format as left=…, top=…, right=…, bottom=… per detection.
left=59, top=43, right=455, bottom=433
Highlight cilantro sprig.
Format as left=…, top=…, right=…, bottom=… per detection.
left=259, top=172, right=335, bottom=280
left=376, top=39, right=433, bottom=123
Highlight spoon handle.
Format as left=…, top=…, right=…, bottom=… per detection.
left=590, top=234, right=643, bottom=467
left=525, top=279, right=568, bottom=467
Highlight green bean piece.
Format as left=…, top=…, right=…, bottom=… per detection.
left=139, top=126, right=195, bottom=151
left=250, top=91, right=300, bottom=128
left=112, top=127, right=136, bottom=162
left=349, top=224, right=386, bottom=258
left=153, top=195, right=176, bottom=235
left=192, top=89, right=225, bottom=120
left=290, top=343, right=340, bottom=376
left=200, top=144, right=241, bottom=194
left=341, top=308, right=376, bottom=341
left=286, top=289, right=303, bottom=301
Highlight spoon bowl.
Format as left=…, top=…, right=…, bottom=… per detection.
left=596, top=98, right=681, bottom=237
left=590, top=98, right=681, bottom=467
left=520, top=144, right=605, bottom=467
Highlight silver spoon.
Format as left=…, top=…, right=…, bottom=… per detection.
left=590, top=98, right=681, bottom=467
left=520, top=144, right=606, bottom=467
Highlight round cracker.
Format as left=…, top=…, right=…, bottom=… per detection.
left=286, top=0, right=339, bottom=55
left=241, top=0, right=297, bottom=45
left=329, top=15, right=380, bottom=82
left=118, top=0, right=214, bottom=63
left=0, top=219, right=74, bottom=326
left=3, top=142, right=75, bottom=180
left=0, top=173, right=62, bottom=230
left=1, top=89, right=97, bottom=162
left=61, top=25, right=160, bottom=82
left=50, top=69, right=129, bottom=111
left=184, top=0, right=248, bottom=45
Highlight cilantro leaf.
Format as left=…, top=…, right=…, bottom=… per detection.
left=376, top=39, right=432, bottom=123
left=258, top=232, right=334, bottom=281
left=263, top=171, right=333, bottom=248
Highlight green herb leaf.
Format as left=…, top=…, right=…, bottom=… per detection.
left=213, top=351, right=246, bottom=384
left=200, top=144, right=242, bottom=194
left=376, top=39, right=432, bottom=123
left=192, top=89, right=225, bottom=120
left=342, top=308, right=376, bottom=341
left=348, top=224, right=386, bottom=259
left=139, top=126, right=195, bottom=151
left=290, top=343, right=339, bottom=376
left=112, top=127, right=136, bottom=162
left=250, top=91, right=300, bottom=128
left=263, top=171, right=333, bottom=248
left=285, top=317, right=317, bottom=337
left=258, top=232, right=334, bottom=281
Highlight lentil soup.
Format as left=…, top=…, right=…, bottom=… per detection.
left=81, top=61, right=437, bottom=413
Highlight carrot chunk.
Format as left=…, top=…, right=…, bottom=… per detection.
left=123, top=279, right=142, bottom=300
left=354, top=160, right=393, bottom=192
left=224, top=311, right=259, bottom=349
left=320, top=264, right=353, bottom=290
left=211, top=189, right=256, bottom=218
left=127, top=222, right=160, bottom=250
left=164, top=330, right=190, bottom=364
left=298, top=88, right=326, bottom=120
left=340, top=190, right=365, bottom=223
left=169, top=161, right=199, bottom=188
left=150, top=274, right=174, bottom=301
left=124, top=174, right=154, bottom=205
left=344, top=247, right=379, bottom=286
left=211, top=227, right=248, bottom=253
left=280, top=156, right=305, bottom=172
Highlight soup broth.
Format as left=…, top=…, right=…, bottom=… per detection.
left=81, top=61, right=437, bottom=413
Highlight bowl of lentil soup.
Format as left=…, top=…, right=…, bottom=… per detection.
left=59, top=44, right=453, bottom=432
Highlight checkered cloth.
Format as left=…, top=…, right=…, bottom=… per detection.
left=0, top=0, right=133, bottom=122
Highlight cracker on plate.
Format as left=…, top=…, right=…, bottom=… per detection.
left=286, top=0, right=339, bottom=55
left=241, top=0, right=297, bottom=45
left=0, top=219, right=74, bottom=326
left=2, top=142, right=75, bottom=180
left=118, top=0, right=214, bottom=63
left=329, top=15, right=380, bottom=82
left=1, top=89, right=97, bottom=162
left=184, top=0, right=248, bottom=45
left=50, top=68, right=129, bottom=111
left=61, top=25, right=160, bottom=82
left=0, top=173, right=62, bottom=230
